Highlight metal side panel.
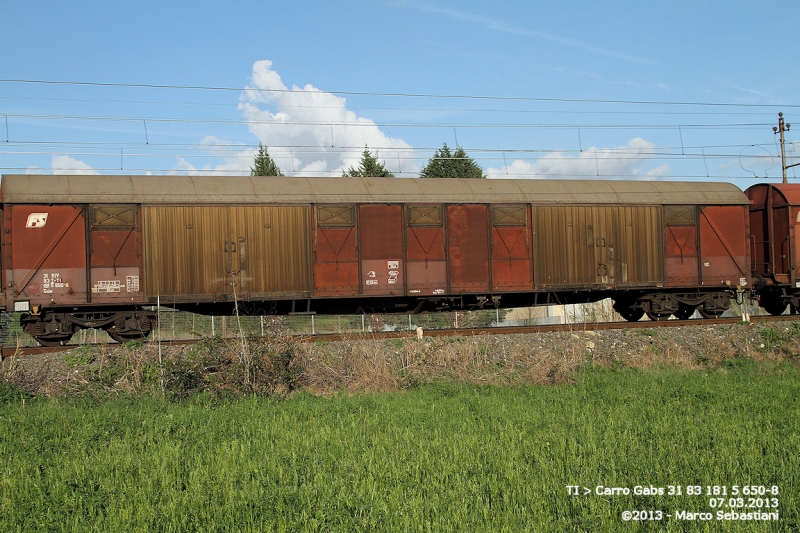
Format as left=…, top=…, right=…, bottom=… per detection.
left=88, top=205, right=142, bottom=303
left=446, top=204, right=490, bottom=293
left=10, top=204, right=88, bottom=305
left=490, top=205, right=532, bottom=291
left=314, top=205, right=359, bottom=295
left=358, top=204, right=404, bottom=296
left=699, top=205, right=750, bottom=287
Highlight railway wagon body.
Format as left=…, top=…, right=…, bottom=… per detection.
left=0, top=174, right=751, bottom=345
left=746, top=183, right=800, bottom=314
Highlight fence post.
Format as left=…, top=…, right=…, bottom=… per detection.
left=362, top=314, right=365, bottom=332
left=260, top=315, right=265, bottom=337
left=211, top=316, right=215, bottom=337
left=311, top=315, right=315, bottom=335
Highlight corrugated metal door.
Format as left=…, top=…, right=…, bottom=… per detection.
left=313, top=205, right=359, bottom=296
left=490, top=205, right=532, bottom=291
left=611, top=206, right=664, bottom=285
left=447, top=205, right=490, bottom=293
left=592, top=207, right=613, bottom=284
left=142, top=206, right=311, bottom=299
left=534, top=205, right=663, bottom=288
left=143, top=206, right=231, bottom=298
left=358, top=205, right=404, bottom=295
left=228, top=206, right=312, bottom=298
left=533, top=206, right=595, bottom=286
left=405, top=205, right=447, bottom=296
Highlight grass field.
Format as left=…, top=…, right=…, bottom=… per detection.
left=1, top=362, right=798, bottom=532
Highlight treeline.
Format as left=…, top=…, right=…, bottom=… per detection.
left=251, top=143, right=485, bottom=178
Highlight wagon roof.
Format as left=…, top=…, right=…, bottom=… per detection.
left=0, top=174, right=749, bottom=205
left=747, top=182, right=800, bottom=206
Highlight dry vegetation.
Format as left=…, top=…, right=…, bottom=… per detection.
left=3, top=320, right=799, bottom=399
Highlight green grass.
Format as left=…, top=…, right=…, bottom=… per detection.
left=1, top=364, right=798, bottom=532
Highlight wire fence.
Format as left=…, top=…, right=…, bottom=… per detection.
left=0, top=299, right=765, bottom=348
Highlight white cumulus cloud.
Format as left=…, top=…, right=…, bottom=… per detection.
left=50, top=155, right=99, bottom=175
left=238, top=60, right=414, bottom=176
left=486, top=137, right=670, bottom=180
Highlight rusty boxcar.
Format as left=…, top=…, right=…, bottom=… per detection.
left=746, top=182, right=800, bottom=314
left=0, top=174, right=752, bottom=345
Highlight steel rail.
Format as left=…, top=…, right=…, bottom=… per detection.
left=2, top=314, right=798, bottom=360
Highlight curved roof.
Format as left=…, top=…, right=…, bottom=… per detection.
left=746, top=183, right=800, bottom=207
left=0, top=174, right=750, bottom=206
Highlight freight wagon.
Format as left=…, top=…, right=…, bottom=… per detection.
left=747, top=182, right=800, bottom=314
left=0, top=174, right=753, bottom=345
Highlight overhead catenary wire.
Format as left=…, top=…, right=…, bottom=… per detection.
left=0, top=112, right=775, bottom=130
left=1, top=77, right=798, bottom=109
left=0, top=94, right=790, bottom=116
left=1, top=77, right=794, bottom=181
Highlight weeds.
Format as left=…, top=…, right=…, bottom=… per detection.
left=761, top=326, right=781, bottom=349
left=6, top=321, right=800, bottom=400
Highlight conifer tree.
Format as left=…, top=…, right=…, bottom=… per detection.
left=250, top=144, right=284, bottom=176
left=419, top=143, right=485, bottom=179
left=343, top=146, right=395, bottom=177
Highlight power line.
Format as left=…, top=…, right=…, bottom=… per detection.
left=1, top=78, right=798, bottom=109
left=0, top=112, right=773, bottom=130
left=0, top=140, right=781, bottom=159
left=0, top=95, right=783, bottom=116
left=0, top=138, right=777, bottom=151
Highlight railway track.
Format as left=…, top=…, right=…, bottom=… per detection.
left=2, top=314, right=798, bottom=360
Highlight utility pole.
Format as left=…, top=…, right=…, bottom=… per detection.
left=773, top=112, right=800, bottom=183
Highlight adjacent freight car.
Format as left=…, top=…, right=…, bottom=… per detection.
left=0, top=174, right=753, bottom=345
left=746, top=182, right=800, bottom=314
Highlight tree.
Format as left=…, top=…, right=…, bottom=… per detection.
left=250, top=144, right=284, bottom=176
left=343, top=146, right=395, bottom=177
left=419, top=143, right=485, bottom=179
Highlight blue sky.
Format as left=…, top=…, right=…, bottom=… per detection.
left=1, top=1, right=798, bottom=186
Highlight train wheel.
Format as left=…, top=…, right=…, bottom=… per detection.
left=105, top=312, right=156, bottom=344
left=698, top=308, right=724, bottom=319
left=617, top=308, right=644, bottom=321
left=672, top=304, right=696, bottom=320
left=613, top=300, right=644, bottom=322
left=762, top=301, right=787, bottom=316
left=107, top=330, right=152, bottom=344
left=22, top=313, right=75, bottom=347
left=645, top=311, right=672, bottom=321
left=32, top=334, right=74, bottom=347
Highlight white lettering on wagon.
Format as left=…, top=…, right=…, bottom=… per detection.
left=42, top=273, right=68, bottom=294
left=126, top=276, right=140, bottom=292
left=92, top=280, right=121, bottom=293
